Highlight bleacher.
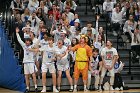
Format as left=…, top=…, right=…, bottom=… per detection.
left=0, top=0, right=140, bottom=91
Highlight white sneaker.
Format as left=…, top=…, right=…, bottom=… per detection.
left=73, top=88, right=77, bottom=92
left=53, top=88, right=59, bottom=92
left=41, top=89, right=46, bottom=92
left=99, top=86, right=102, bottom=91
left=84, top=88, right=89, bottom=92
left=110, top=86, right=114, bottom=90
left=120, top=87, right=123, bottom=91
left=115, top=87, right=120, bottom=90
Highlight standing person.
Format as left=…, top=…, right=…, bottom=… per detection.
left=113, top=55, right=124, bottom=91
left=87, top=48, right=102, bottom=90
left=55, top=38, right=73, bottom=92
left=69, top=35, right=92, bottom=92
left=100, top=40, right=118, bottom=91
left=16, top=27, right=38, bottom=93
left=28, top=37, right=59, bottom=93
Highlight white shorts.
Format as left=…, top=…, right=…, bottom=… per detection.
left=57, top=63, right=69, bottom=71
left=24, top=63, right=38, bottom=74
left=41, top=63, right=56, bottom=73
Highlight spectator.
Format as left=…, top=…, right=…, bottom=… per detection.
left=36, top=8, right=46, bottom=23
left=88, top=48, right=102, bottom=90
left=16, top=27, right=38, bottom=93
left=111, top=4, right=126, bottom=36
left=81, top=21, right=98, bottom=42
left=128, top=25, right=140, bottom=59
left=28, top=0, right=39, bottom=13
left=103, top=0, right=115, bottom=22
left=44, top=0, right=52, bottom=11
left=100, top=40, right=118, bottom=91
left=53, top=0, right=64, bottom=13
left=64, top=0, right=77, bottom=13
left=113, top=55, right=124, bottom=91
left=55, top=38, right=73, bottom=92
left=123, top=15, right=137, bottom=42
left=70, top=35, right=92, bottom=92
left=28, top=12, right=41, bottom=36
left=21, top=8, right=30, bottom=23
left=39, top=1, right=49, bottom=16
left=64, top=6, right=74, bottom=23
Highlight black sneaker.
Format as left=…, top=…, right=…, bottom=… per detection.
left=24, top=89, right=29, bottom=93
left=69, top=89, right=73, bottom=92
left=35, top=88, right=38, bottom=93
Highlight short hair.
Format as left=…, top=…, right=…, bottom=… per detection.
left=47, top=37, right=54, bottom=41
left=93, top=48, right=99, bottom=53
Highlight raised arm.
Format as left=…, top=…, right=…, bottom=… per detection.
left=16, top=27, right=26, bottom=47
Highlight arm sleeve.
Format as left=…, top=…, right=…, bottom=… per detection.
left=16, top=33, right=26, bottom=47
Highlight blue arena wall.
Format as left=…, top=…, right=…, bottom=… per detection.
left=0, top=21, right=26, bottom=92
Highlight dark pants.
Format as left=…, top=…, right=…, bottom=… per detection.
left=113, top=73, right=123, bottom=88
left=131, top=45, right=140, bottom=57
left=112, top=23, right=120, bottom=32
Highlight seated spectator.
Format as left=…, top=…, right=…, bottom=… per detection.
left=36, top=8, right=46, bottom=23
left=64, top=0, right=77, bottom=14
left=48, top=4, right=61, bottom=21
left=44, top=0, right=52, bottom=11
left=111, top=4, right=126, bottom=36
left=128, top=25, right=140, bottom=60
left=123, top=15, right=137, bottom=42
left=10, top=0, right=24, bottom=11
left=39, top=1, right=49, bottom=16
left=53, top=0, right=64, bottom=13
left=70, top=13, right=80, bottom=26
left=21, top=8, right=30, bottom=23
left=64, top=6, right=74, bottom=23
left=28, top=0, right=39, bottom=13
left=103, top=0, right=115, bottom=22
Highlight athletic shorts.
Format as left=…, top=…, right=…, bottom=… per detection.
left=41, top=63, right=56, bottom=73
left=24, top=63, right=38, bottom=74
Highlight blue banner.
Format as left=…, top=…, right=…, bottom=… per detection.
left=0, top=21, right=26, bottom=92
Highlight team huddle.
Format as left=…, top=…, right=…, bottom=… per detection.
left=16, top=26, right=124, bottom=93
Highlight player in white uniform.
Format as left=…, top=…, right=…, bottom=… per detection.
left=100, top=40, right=118, bottom=91
left=54, top=38, right=73, bottom=92
left=28, top=37, right=59, bottom=93
left=88, top=48, right=102, bottom=90
left=16, top=27, right=38, bottom=93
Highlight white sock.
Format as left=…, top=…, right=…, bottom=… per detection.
left=53, top=86, right=56, bottom=90
left=70, top=85, right=73, bottom=89
left=26, top=87, right=29, bottom=90
left=74, top=85, right=77, bottom=89
left=35, top=84, right=37, bottom=89
left=84, top=85, right=87, bottom=89
left=58, top=87, right=60, bottom=90
left=43, top=86, right=46, bottom=90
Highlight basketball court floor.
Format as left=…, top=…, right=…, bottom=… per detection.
left=0, top=88, right=140, bottom=93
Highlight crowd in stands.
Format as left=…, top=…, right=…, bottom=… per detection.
left=9, top=0, right=140, bottom=92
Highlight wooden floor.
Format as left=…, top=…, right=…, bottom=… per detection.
left=0, top=88, right=140, bottom=93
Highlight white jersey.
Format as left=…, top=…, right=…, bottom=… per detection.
left=64, top=38, right=71, bottom=47
left=52, top=30, right=61, bottom=43
left=39, top=39, right=48, bottom=47
left=39, top=45, right=55, bottom=64
left=16, top=33, right=35, bottom=63
left=101, top=47, right=118, bottom=66
left=54, top=45, right=68, bottom=65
